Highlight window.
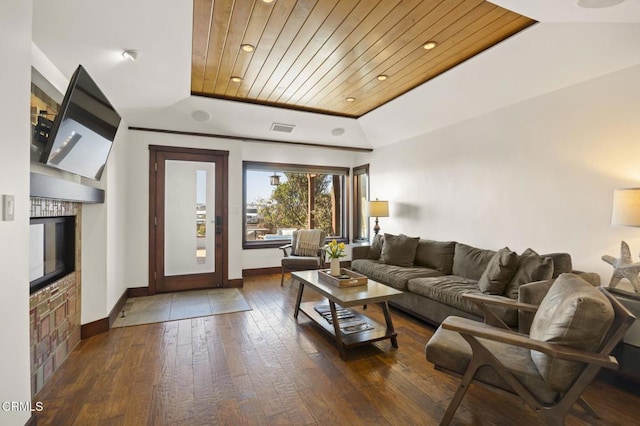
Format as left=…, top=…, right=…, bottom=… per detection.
left=243, top=162, right=349, bottom=248
left=353, top=164, right=369, bottom=242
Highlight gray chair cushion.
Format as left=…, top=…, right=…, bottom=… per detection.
left=529, top=273, right=614, bottom=392
left=414, top=240, right=456, bottom=274
left=425, top=323, right=558, bottom=404
left=504, top=248, right=553, bottom=299
left=281, top=256, right=321, bottom=269
left=452, top=243, right=496, bottom=281
left=351, top=259, right=442, bottom=291
left=380, top=233, right=420, bottom=267
left=478, top=247, right=519, bottom=295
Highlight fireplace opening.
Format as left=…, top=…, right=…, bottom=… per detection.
left=29, top=216, right=76, bottom=294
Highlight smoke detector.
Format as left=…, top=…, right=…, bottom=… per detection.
left=271, top=123, right=295, bottom=133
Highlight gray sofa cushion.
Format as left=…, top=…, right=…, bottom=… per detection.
left=414, top=240, right=456, bottom=274
left=380, top=233, right=420, bottom=267
left=478, top=247, right=519, bottom=295
left=408, top=276, right=517, bottom=326
left=542, top=252, right=573, bottom=278
left=452, top=243, right=496, bottom=281
left=351, top=259, right=442, bottom=291
left=505, top=248, right=553, bottom=299
left=368, top=233, right=384, bottom=260
left=530, top=273, right=614, bottom=392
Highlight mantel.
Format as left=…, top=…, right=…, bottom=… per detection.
left=30, top=172, right=104, bottom=203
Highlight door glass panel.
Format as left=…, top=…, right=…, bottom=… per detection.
left=165, top=160, right=215, bottom=276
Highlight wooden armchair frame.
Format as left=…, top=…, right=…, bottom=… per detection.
left=433, top=288, right=635, bottom=425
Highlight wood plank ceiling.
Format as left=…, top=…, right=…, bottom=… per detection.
left=191, top=0, right=535, bottom=118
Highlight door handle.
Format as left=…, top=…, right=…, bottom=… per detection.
left=216, top=215, right=223, bottom=235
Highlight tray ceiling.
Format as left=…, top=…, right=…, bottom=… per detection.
left=191, top=0, right=535, bottom=118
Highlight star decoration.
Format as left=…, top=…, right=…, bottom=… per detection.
left=602, top=241, right=640, bottom=293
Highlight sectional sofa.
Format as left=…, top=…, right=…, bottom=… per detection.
left=351, top=234, right=600, bottom=328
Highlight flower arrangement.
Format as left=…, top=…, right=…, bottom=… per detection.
left=325, top=240, right=346, bottom=259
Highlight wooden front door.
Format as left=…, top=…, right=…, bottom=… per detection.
left=149, top=145, right=228, bottom=293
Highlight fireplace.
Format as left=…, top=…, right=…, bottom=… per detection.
left=29, top=216, right=76, bottom=294
left=29, top=198, right=81, bottom=397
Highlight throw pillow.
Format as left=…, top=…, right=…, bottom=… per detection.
left=478, top=247, right=519, bottom=295
left=529, top=273, right=614, bottom=392
left=379, top=233, right=420, bottom=267
left=504, top=248, right=553, bottom=299
left=368, top=233, right=384, bottom=260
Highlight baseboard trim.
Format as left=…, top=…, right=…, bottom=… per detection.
left=228, top=278, right=243, bottom=288
left=128, top=287, right=150, bottom=298
left=25, top=413, right=37, bottom=426
left=81, top=318, right=109, bottom=339
left=243, top=267, right=281, bottom=277
left=109, top=289, right=128, bottom=328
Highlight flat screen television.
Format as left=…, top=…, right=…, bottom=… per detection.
left=40, top=65, right=121, bottom=180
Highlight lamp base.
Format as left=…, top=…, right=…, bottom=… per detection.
left=373, top=217, right=380, bottom=236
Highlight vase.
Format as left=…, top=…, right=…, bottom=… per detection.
left=330, top=258, right=341, bottom=276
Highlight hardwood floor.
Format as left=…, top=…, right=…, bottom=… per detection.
left=34, top=274, right=640, bottom=425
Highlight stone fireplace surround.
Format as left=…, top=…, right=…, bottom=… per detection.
left=29, top=197, right=81, bottom=397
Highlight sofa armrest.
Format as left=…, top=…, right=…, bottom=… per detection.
left=351, top=245, right=371, bottom=260
left=573, top=271, right=601, bottom=286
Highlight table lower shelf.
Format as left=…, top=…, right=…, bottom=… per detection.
left=298, top=301, right=397, bottom=348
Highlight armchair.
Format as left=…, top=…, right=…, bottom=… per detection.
left=279, top=229, right=326, bottom=286
left=425, top=273, right=635, bottom=425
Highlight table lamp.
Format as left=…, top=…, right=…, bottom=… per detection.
left=602, top=188, right=640, bottom=294
left=368, top=199, right=389, bottom=236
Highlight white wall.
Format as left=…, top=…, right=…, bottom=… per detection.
left=0, top=0, right=34, bottom=423
left=123, top=131, right=359, bottom=288
left=358, top=64, right=640, bottom=289
left=81, top=124, right=129, bottom=324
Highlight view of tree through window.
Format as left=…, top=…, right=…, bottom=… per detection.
left=243, top=162, right=348, bottom=247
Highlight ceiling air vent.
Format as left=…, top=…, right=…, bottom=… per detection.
left=271, top=123, right=295, bottom=133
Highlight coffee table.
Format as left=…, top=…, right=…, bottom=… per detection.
left=291, top=270, right=402, bottom=359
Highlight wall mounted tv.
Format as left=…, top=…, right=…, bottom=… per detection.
left=40, top=65, right=121, bottom=181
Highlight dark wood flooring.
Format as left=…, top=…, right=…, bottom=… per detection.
left=34, top=274, right=640, bottom=425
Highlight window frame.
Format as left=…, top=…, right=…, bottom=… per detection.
left=242, top=161, right=350, bottom=249
left=352, top=164, right=370, bottom=243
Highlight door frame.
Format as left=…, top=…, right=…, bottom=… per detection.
left=148, top=145, right=229, bottom=294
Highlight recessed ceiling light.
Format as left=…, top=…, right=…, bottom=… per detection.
left=422, top=41, right=437, bottom=50
left=576, top=0, right=624, bottom=8
left=122, top=49, right=138, bottom=61
left=377, top=75, right=388, bottom=81
left=230, top=76, right=243, bottom=83
left=346, top=97, right=355, bottom=102
left=331, top=128, right=345, bottom=136
left=241, top=44, right=255, bottom=52
left=261, top=0, right=275, bottom=3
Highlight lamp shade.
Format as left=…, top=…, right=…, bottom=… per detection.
left=368, top=200, right=389, bottom=217
left=612, top=188, right=640, bottom=226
